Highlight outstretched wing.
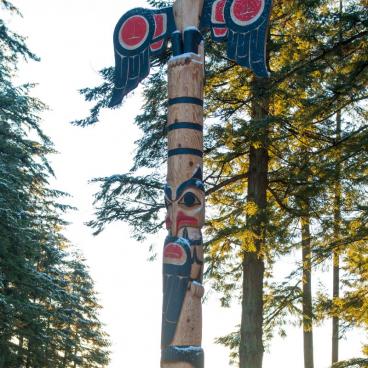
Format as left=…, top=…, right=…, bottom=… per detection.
left=109, top=7, right=176, bottom=107
left=201, top=0, right=272, bottom=77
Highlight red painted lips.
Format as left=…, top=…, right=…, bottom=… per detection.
left=165, top=211, right=199, bottom=235
left=163, top=243, right=184, bottom=260
left=176, top=211, right=198, bottom=230
left=163, top=242, right=187, bottom=265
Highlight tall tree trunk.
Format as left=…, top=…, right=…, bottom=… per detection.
left=72, top=328, right=80, bottom=368
left=332, top=0, right=343, bottom=363
left=239, top=77, right=269, bottom=368
left=25, top=341, right=31, bottom=368
left=332, top=224, right=340, bottom=365
left=17, top=335, right=24, bottom=367
left=0, top=329, right=10, bottom=368
left=44, top=312, right=51, bottom=368
left=0, top=281, right=11, bottom=368
left=332, top=109, right=342, bottom=365
left=301, top=209, right=314, bottom=368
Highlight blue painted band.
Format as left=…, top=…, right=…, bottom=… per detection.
left=168, top=148, right=203, bottom=157
left=168, top=97, right=203, bottom=106
left=167, top=122, right=203, bottom=132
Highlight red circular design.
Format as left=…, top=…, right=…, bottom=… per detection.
left=120, top=15, right=149, bottom=49
left=232, top=0, right=263, bottom=23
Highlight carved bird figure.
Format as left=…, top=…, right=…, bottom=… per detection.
left=109, top=0, right=272, bottom=107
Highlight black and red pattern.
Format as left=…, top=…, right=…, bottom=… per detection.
left=110, top=0, right=272, bottom=107
left=109, top=7, right=176, bottom=107
left=201, top=0, right=272, bottom=76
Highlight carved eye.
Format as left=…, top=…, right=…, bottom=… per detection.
left=119, top=15, right=149, bottom=50
left=179, top=192, right=201, bottom=207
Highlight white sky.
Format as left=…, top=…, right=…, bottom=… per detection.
left=7, top=0, right=366, bottom=367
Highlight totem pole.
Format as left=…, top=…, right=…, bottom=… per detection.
left=109, top=0, right=272, bottom=367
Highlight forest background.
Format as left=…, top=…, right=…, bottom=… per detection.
left=1, top=0, right=367, bottom=367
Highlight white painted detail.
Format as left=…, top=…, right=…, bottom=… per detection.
left=191, top=281, right=202, bottom=287
left=170, top=345, right=203, bottom=352
left=169, top=52, right=203, bottom=65
left=184, top=26, right=200, bottom=31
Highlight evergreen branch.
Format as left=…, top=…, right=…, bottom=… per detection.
left=331, top=358, right=368, bottom=368
left=271, top=30, right=368, bottom=87
left=206, top=173, right=248, bottom=196
left=264, top=281, right=302, bottom=327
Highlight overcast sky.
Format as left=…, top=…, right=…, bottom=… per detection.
left=8, top=1, right=365, bottom=367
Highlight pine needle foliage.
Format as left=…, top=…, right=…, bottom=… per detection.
left=0, top=2, right=110, bottom=367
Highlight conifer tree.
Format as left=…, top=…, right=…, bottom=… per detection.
left=0, top=2, right=111, bottom=366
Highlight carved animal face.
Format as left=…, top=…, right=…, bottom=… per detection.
left=164, top=167, right=205, bottom=238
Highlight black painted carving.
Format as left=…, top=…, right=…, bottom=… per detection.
left=168, top=148, right=203, bottom=158
left=183, top=28, right=203, bottom=54
left=161, top=236, right=192, bottom=348
left=165, top=168, right=205, bottom=203
left=167, top=122, right=203, bottom=132
left=172, top=30, right=184, bottom=56
left=161, top=345, right=204, bottom=368
left=201, top=0, right=272, bottom=76
left=110, top=7, right=176, bottom=107
left=110, top=1, right=272, bottom=106
left=168, top=97, right=204, bottom=106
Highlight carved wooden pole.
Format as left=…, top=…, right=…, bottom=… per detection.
left=161, top=1, right=205, bottom=367
left=109, top=1, right=272, bottom=367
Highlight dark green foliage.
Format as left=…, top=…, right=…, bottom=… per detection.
left=88, top=173, right=165, bottom=239
left=0, top=2, right=110, bottom=367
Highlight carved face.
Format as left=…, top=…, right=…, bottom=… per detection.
left=164, top=167, right=205, bottom=238
left=163, top=237, right=190, bottom=267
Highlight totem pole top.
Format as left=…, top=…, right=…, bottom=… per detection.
left=172, top=0, right=204, bottom=31
left=108, top=0, right=273, bottom=107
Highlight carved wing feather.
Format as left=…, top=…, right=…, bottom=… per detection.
left=109, top=7, right=176, bottom=107
left=201, top=0, right=272, bottom=77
